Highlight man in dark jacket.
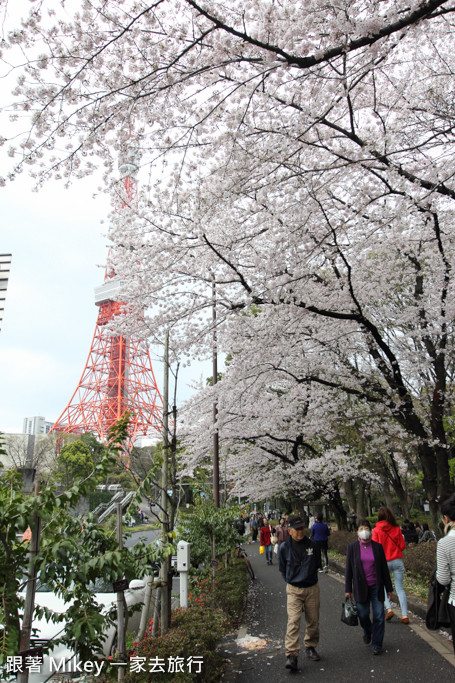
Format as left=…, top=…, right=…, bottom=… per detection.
left=278, top=515, right=322, bottom=672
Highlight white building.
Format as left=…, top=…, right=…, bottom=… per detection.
left=23, top=416, right=54, bottom=435
left=0, top=253, right=12, bottom=332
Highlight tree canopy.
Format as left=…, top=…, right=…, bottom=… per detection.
left=2, top=1, right=455, bottom=520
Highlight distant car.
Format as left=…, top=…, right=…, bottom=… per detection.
left=16, top=576, right=153, bottom=682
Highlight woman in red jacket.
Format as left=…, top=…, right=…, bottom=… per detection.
left=259, top=518, right=275, bottom=565
left=372, top=506, right=408, bottom=623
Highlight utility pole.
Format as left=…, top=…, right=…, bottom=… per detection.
left=212, top=276, right=220, bottom=507
left=18, top=483, right=41, bottom=683
left=160, top=330, right=171, bottom=633
left=116, top=503, right=126, bottom=680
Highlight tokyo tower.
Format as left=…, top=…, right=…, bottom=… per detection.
left=51, top=145, right=162, bottom=449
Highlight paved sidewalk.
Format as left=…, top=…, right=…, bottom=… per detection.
left=221, top=542, right=455, bottom=682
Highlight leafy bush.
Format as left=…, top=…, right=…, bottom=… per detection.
left=178, top=500, right=240, bottom=567
left=123, top=560, right=248, bottom=682
left=190, top=559, right=247, bottom=625
left=88, top=490, right=113, bottom=511
left=328, top=530, right=357, bottom=556
left=126, top=600, right=226, bottom=682
left=403, top=540, right=437, bottom=581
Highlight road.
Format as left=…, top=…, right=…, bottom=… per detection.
left=221, top=542, right=455, bottom=682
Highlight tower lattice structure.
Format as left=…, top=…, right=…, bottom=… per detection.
left=51, top=147, right=162, bottom=448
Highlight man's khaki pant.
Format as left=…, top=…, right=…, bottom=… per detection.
left=285, top=583, right=320, bottom=654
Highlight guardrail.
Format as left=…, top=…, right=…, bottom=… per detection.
left=97, top=491, right=134, bottom=523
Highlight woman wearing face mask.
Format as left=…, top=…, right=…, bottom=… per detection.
left=436, top=493, right=455, bottom=654
left=345, top=519, right=393, bottom=655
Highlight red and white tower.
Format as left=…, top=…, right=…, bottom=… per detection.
left=51, top=146, right=162, bottom=449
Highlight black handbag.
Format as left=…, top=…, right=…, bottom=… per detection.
left=425, top=570, right=451, bottom=630
left=341, top=597, right=359, bottom=626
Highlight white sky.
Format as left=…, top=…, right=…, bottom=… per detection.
left=0, top=1, right=210, bottom=434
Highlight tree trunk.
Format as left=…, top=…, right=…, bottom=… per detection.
left=329, top=484, right=348, bottom=530
left=380, top=477, right=395, bottom=511
left=344, top=478, right=356, bottom=519
left=356, top=479, right=367, bottom=519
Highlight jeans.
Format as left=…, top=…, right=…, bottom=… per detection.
left=265, top=544, right=273, bottom=563
left=384, top=558, right=407, bottom=617
left=356, top=584, right=385, bottom=649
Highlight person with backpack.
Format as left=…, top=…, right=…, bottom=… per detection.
left=311, top=514, right=331, bottom=573
left=251, top=513, right=258, bottom=542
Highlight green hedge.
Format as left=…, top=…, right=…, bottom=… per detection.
left=329, top=530, right=357, bottom=555
left=123, top=559, right=248, bottom=682
left=403, top=540, right=436, bottom=581
left=88, top=490, right=113, bottom=511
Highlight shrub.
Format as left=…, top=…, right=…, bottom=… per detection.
left=403, top=540, right=437, bottom=581
left=88, top=490, right=113, bottom=511
left=329, top=530, right=357, bottom=556
left=126, top=600, right=226, bottom=682
left=203, top=560, right=247, bottom=625
left=122, top=560, right=248, bottom=682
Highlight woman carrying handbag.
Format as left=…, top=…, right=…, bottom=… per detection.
left=436, top=493, right=455, bottom=653
left=345, top=519, right=393, bottom=655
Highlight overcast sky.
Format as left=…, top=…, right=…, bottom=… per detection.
left=0, top=1, right=209, bottom=435
left=1, top=160, right=212, bottom=435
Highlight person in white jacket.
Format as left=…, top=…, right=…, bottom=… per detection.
left=436, top=493, right=455, bottom=654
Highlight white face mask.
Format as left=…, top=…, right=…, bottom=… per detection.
left=358, top=529, right=371, bottom=541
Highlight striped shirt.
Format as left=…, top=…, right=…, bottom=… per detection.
left=436, top=528, right=455, bottom=606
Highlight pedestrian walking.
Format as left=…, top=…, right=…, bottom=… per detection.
left=436, top=492, right=455, bottom=654
left=278, top=515, right=322, bottom=672
left=251, top=513, right=258, bottom=542
left=236, top=516, right=246, bottom=537
left=372, top=506, right=409, bottom=623
left=259, top=518, right=275, bottom=565
left=244, top=513, right=251, bottom=543
left=345, top=519, right=393, bottom=655
left=311, top=514, right=330, bottom=572
left=276, top=517, right=290, bottom=546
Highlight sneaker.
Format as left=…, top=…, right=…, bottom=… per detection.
left=285, top=654, right=298, bottom=671
left=372, top=648, right=382, bottom=655
left=306, top=646, right=320, bottom=661
left=400, top=616, right=409, bottom=624
left=363, top=633, right=372, bottom=645
left=385, top=609, right=394, bottom=621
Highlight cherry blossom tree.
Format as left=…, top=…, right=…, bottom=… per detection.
left=2, top=1, right=455, bottom=528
